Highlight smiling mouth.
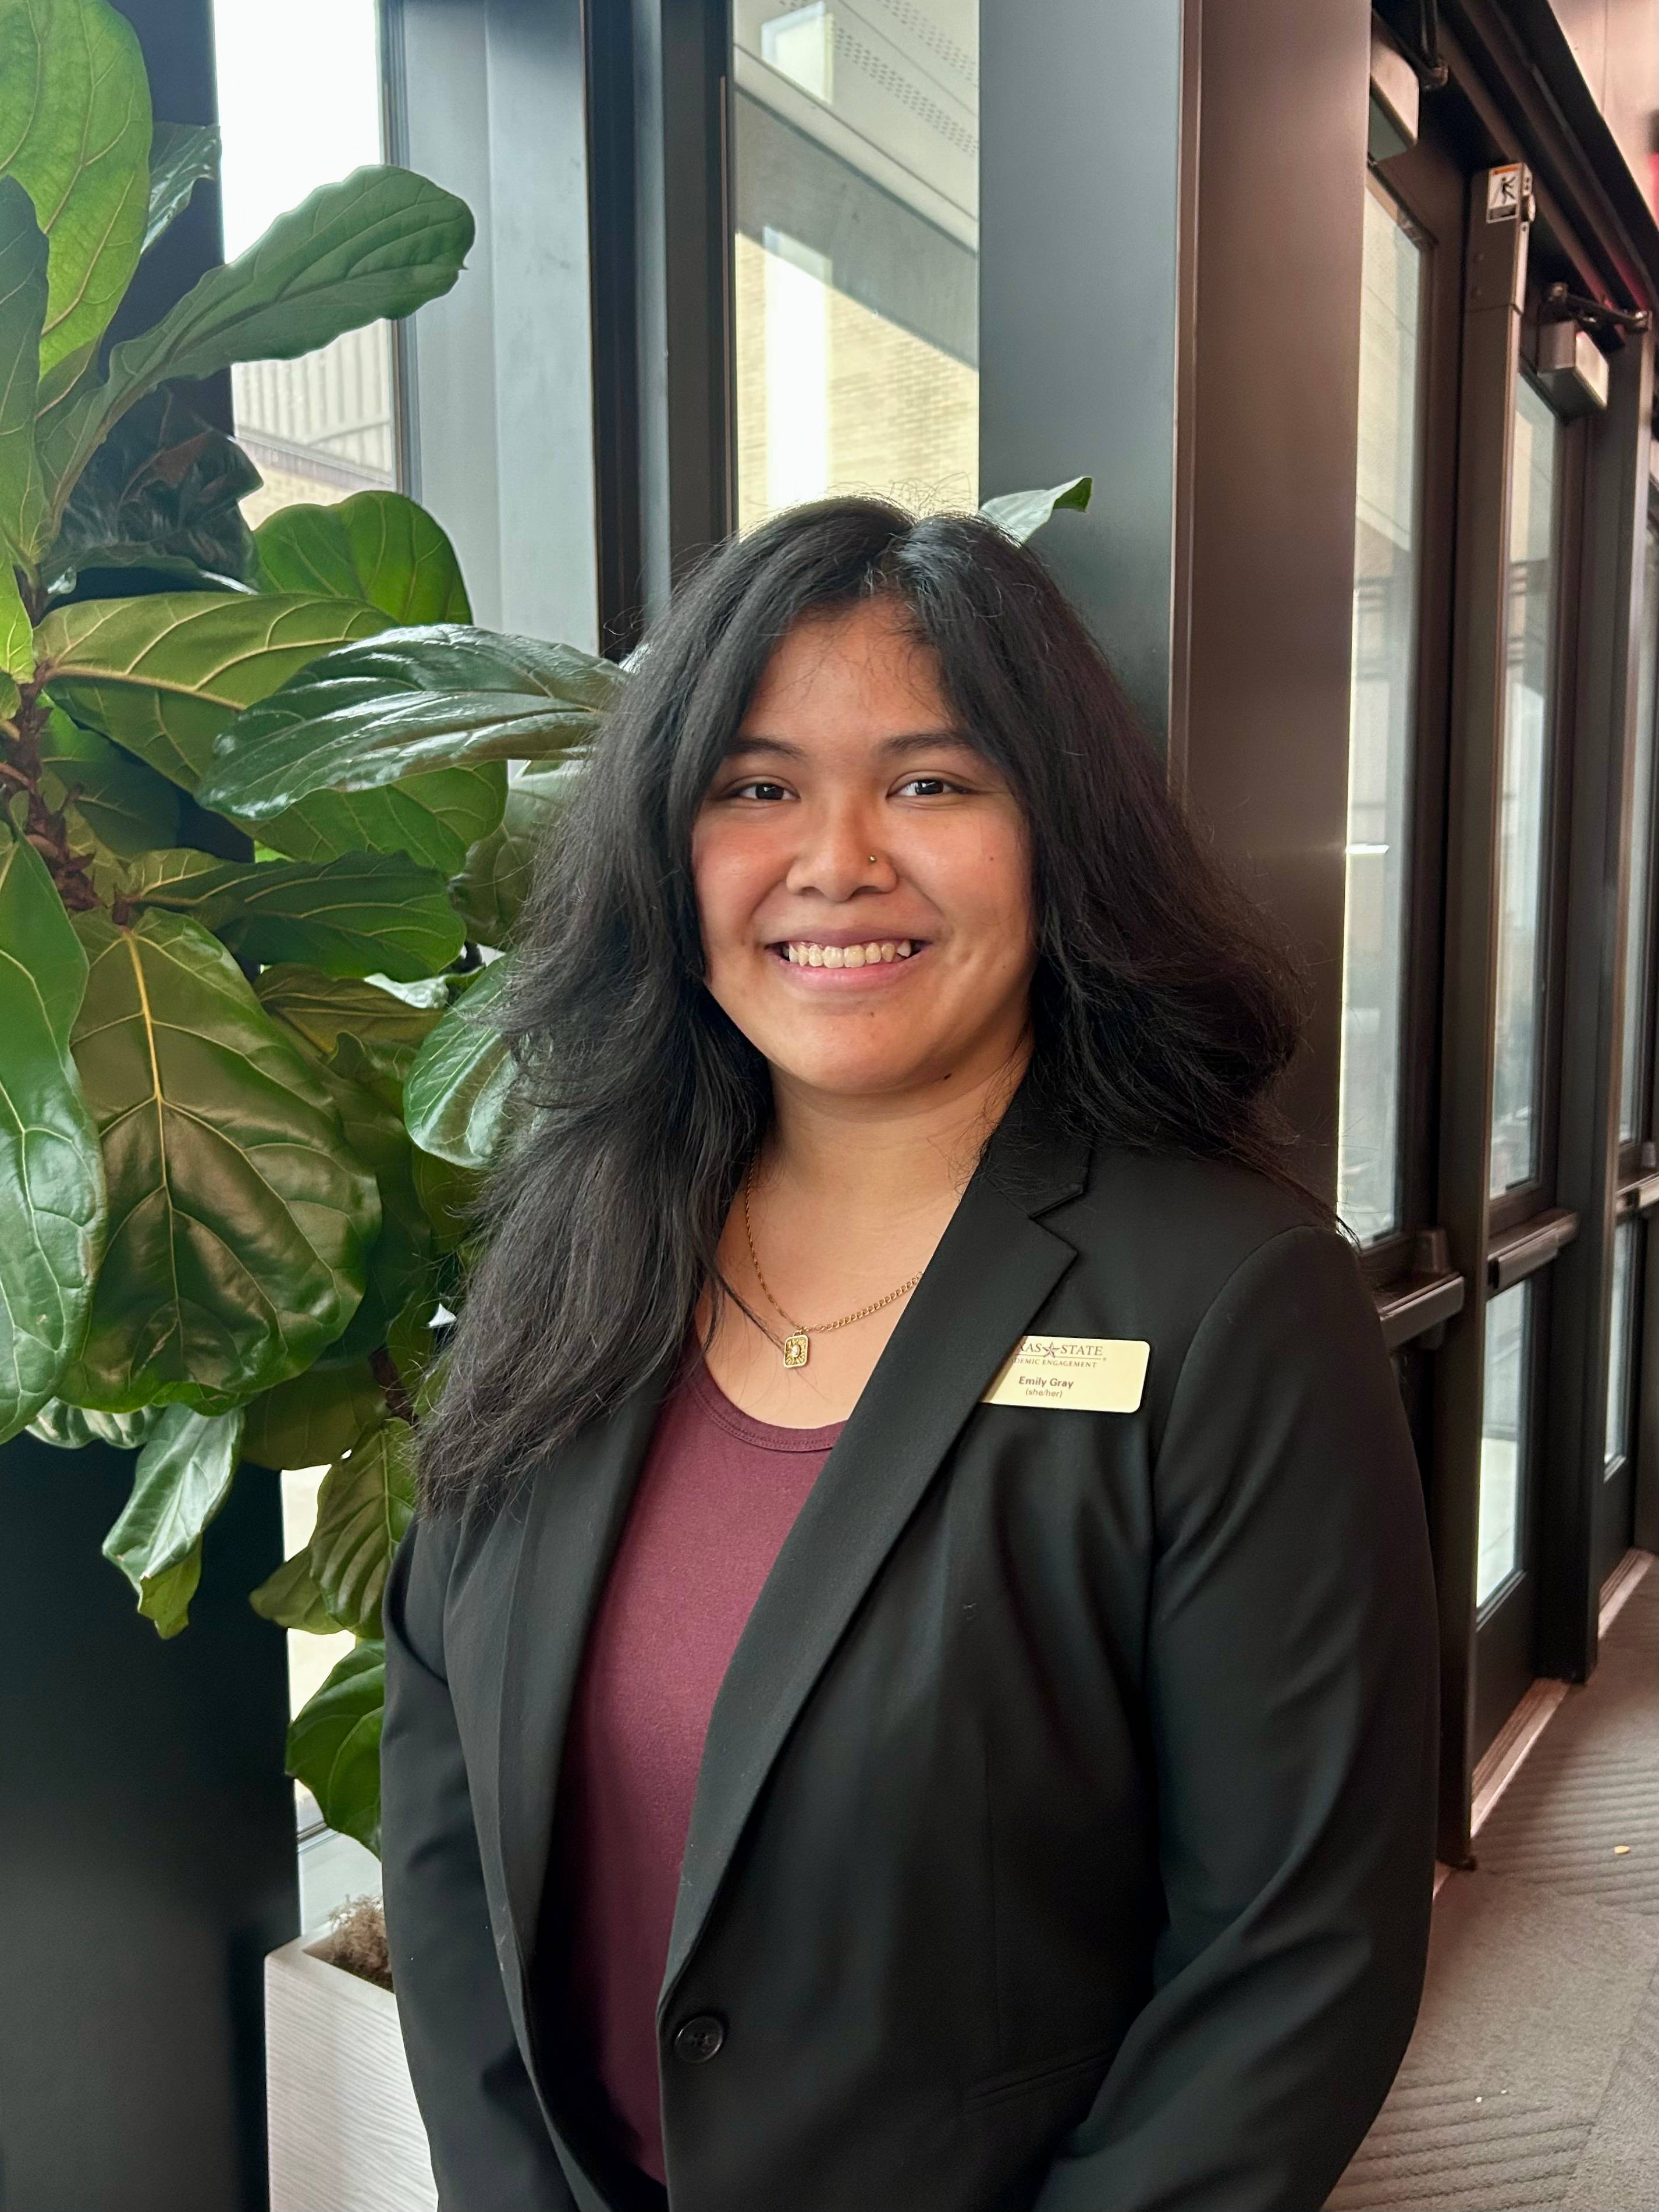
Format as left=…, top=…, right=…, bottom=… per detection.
left=770, top=939, right=925, bottom=968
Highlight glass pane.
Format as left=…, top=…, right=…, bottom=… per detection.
left=1604, top=1219, right=1637, bottom=1469
left=1490, top=378, right=1561, bottom=1197
left=1478, top=1281, right=1532, bottom=1608
left=733, top=3, right=979, bottom=528
left=212, top=0, right=397, bottom=526
left=1619, top=523, right=1659, bottom=1142
left=281, top=1465, right=382, bottom=1920
left=1338, top=187, right=1425, bottom=1242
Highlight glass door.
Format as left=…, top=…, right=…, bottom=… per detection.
left=1596, top=506, right=1659, bottom=1590
left=1340, top=180, right=1427, bottom=1249
left=1473, top=356, right=1578, bottom=1754
left=1339, top=107, right=1467, bottom=1429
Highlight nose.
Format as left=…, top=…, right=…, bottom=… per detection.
left=783, top=808, right=894, bottom=901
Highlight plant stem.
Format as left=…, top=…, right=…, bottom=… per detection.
left=0, top=686, right=101, bottom=910
left=370, top=1345, right=417, bottom=1426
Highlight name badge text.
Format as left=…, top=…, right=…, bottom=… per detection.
left=981, top=1334, right=1150, bottom=1414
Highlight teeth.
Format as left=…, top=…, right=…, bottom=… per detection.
left=781, top=939, right=918, bottom=967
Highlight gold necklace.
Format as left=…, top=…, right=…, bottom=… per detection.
left=741, top=1163, right=923, bottom=1368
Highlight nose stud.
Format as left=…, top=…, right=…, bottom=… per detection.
left=868, top=854, right=878, bottom=865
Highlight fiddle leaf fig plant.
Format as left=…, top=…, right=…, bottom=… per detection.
left=0, top=0, right=606, bottom=1849
left=0, top=0, right=1090, bottom=1862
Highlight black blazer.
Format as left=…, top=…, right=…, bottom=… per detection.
left=381, top=1104, right=1440, bottom=2212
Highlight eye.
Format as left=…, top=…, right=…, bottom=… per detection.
left=894, top=773, right=967, bottom=798
left=724, top=778, right=792, bottom=802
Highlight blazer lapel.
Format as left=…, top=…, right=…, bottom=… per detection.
left=659, top=1102, right=1089, bottom=2009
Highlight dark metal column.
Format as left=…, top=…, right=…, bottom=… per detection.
left=582, top=0, right=733, bottom=651
left=0, top=1437, right=296, bottom=2212
left=979, top=0, right=1188, bottom=740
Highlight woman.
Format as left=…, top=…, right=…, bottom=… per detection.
left=381, top=499, right=1438, bottom=2212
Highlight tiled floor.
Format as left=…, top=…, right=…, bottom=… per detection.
left=1328, top=1559, right=1657, bottom=2211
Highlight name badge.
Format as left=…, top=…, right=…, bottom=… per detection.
left=981, top=1334, right=1150, bottom=1413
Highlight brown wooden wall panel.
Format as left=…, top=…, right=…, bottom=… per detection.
left=1177, top=0, right=1374, bottom=1204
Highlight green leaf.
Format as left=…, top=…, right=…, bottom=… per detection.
left=256, top=759, right=506, bottom=878
left=253, top=964, right=449, bottom=1063
left=0, top=825, right=105, bottom=1443
left=449, top=754, right=585, bottom=945
left=1, top=557, right=30, bottom=715
left=0, top=173, right=48, bottom=560
left=410, top=1144, right=482, bottom=1257
left=59, top=907, right=381, bottom=1412
left=101, top=1402, right=245, bottom=1639
left=195, top=626, right=623, bottom=819
left=978, top=475, right=1093, bottom=545
left=26, top=1395, right=160, bottom=1450
left=250, top=1545, right=338, bottom=1634
left=240, top=1357, right=385, bottom=1472
left=305, top=1039, right=433, bottom=1362
left=0, top=0, right=151, bottom=406
left=44, top=385, right=258, bottom=595
left=36, top=594, right=505, bottom=874
left=402, top=957, right=518, bottom=1169
left=37, top=704, right=182, bottom=854
left=34, top=588, right=392, bottom=791
left=255, top=491, right=470, bottom=624
left=326, top=1027, right=416, bottom=1111
left=143, top=120, right=218, bottom=254
left=104, top=846, right=464, bottom=982
left=287, top=1636, right=385, bottom=1852
left=304, top=1416, right=415, bottom=1636
left=44, top=165, right=474, bottom=516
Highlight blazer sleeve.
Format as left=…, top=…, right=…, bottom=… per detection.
left=381, top=1511, right=579, bottom=2212
left=1033, top=1224, right=1440, bottom=2212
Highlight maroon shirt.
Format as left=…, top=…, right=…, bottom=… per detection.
left=546, top=1341, right=844, bottom=2185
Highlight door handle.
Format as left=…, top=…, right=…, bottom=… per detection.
left=1487, top=1208, right=1579, bottom=1291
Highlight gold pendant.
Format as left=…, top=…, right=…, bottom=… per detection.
left=783, top=1332, right=809, bottom=1368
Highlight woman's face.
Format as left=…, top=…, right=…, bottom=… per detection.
left=691, top=598, right=1037, bottom=1104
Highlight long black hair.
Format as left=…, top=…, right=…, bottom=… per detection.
left=414, top=498, right=1312, bottom=1514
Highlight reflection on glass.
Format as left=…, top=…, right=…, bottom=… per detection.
left=212, top=0, right=396, bottom=526
left=1604, top=1219, right=1637, bottom=1469
left=733, top=2, right=979, bottom=528
left=1619, top=523, right=1658, bottom=1142
left=1478, top=1282, right=1531, bottom=1608
left=1490, top=379, right=1561, bottom=1196
left=1338, top=186, right=1424, bottom=1242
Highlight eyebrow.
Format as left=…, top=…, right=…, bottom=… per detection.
left=721, top=730, right=979, bottom=763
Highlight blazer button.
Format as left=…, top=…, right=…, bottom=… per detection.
left=673, top=2013, right=726, bottom=2063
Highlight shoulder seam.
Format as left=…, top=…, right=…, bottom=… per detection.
left=1153, top=1221, right=1343, bottom=1462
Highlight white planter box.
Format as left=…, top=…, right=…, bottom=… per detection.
left=266, top=1936, right=438, bottom=2212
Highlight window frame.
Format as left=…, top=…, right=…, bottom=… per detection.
left=1349, top=115, right=1468, bottom=1348
left=1484, top=347, right=1586, bottom=1242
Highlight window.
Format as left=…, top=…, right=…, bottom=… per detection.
left=1477, top=1281, right=1532, bottom=1608
left=1489, top=377, right=1562, bottom=1198
left=211, top=0, right=397, bottom=526
left=281, top=1468, right=381, bottom=1923
left=1338, top=183, right=1427, bottom=1242
left=1619, top=520, right=1658, bottom=1144
left=731, top=2, right=979, bottom=529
